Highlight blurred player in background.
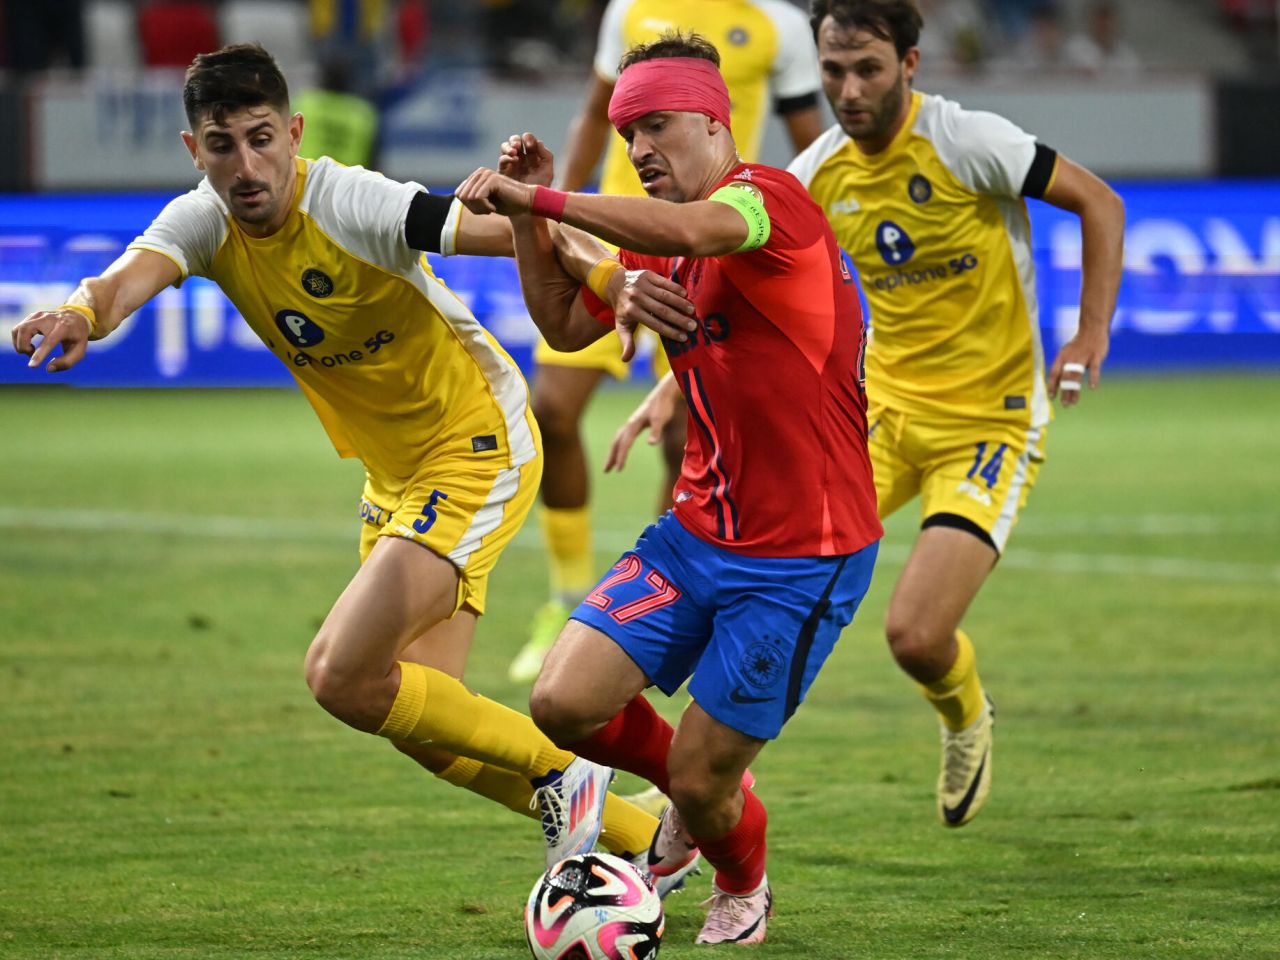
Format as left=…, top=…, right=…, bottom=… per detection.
left=458, top=31, right=882, bottom=944
left=508, top=0, right=830, bottom=686
left=295, top=55, right=380, bottom=168
left=9, top=42, right=687, bottom=891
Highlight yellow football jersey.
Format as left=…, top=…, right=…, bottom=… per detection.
left=789, top=92, right=1053, bottom=427
left=128, top=157, right=538, bottom=487
left=593, top=0, right=820, bottom=196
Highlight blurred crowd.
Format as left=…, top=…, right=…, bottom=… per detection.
left=0, top=0, right=1274, bottom=87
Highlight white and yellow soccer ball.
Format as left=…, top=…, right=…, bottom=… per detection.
left=524, top=852, right=664, bottom=960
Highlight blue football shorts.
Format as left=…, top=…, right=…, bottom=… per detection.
left=569, top=512, right=879, bottom=740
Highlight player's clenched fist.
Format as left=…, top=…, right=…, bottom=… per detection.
left=456, top=168, right=536, bottom=218
left=11, top=307, right=94, bottom=373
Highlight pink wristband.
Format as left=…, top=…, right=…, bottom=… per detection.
left=530, top=185, right=568, bottom=221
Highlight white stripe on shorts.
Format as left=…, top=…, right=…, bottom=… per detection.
left=989, top=425, right=1043, bottom=552
left=446, top=463, right=523, bottom=570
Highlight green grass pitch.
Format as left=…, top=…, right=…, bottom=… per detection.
left=1, top=375, right=1277, bottom=959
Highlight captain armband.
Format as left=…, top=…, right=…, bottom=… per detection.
left=708, top=183, right=771, bottom=253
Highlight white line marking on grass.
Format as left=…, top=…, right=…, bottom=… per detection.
left=1015, top=513, right=1279, bottom=537
left=0, top=508, right=352, bottom=543
left=2, top=508, right=1278, bottom=585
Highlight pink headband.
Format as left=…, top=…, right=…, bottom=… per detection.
left=607, top=57, right=732, bottom=133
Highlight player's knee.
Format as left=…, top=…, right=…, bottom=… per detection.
left=528, top=680, right=580, bottom=747
left=666, top=767, right=732, bottom=826
left=303, top=640, right=389, bottom=732
left=531, top=390, right=583, bottom=445
left=884, top=614, right=949, bottom=676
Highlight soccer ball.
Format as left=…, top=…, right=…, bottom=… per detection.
left=524, top=852, right=664, bottom=960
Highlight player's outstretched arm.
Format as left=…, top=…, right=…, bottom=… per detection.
left=1042, top=156, right=1125, bottom=406
left=455, top=168, right=749, bottom=258
left=604, top=372, right=681, bottom=473
left=12, top=249, right=180, bottom=373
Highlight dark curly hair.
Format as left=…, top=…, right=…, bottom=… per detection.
left=183, top=43, right=290, bottom=127
left=809, top=0, right=924, bottom=58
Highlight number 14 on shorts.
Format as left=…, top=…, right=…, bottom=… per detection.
left=966, top=442, right=1008, bottom=489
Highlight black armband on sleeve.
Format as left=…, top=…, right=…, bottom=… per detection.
left=1021, top=143, right=1059, bottom=199
left=404, top=191, right=457, bottom=253
left=774, top=91, right=820, bottom=116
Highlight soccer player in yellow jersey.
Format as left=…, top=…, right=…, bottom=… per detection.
left=788, top=0, right=1125, bottom=825
left=509, top=0, right=830, bottom=684
left=10, top=43, right=696, bottom=891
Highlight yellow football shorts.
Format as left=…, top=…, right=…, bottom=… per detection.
left=533, top=330, right=671, bottom=379
left=357, top=440, right=543, bottom=616
left=868, top=403, right=1047, bottom=554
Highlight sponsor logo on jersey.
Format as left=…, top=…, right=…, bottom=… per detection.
left=663, top=310, right=730, bottom=358
left=275, top=309, right=325, bottom=347
left=359, top=497, right=390, bottom=527
left=287, top=328, right=396, bottom=369
left=875, top=220, right=915, bottom=265
left=908, top=174, right=933, bottom=204
left=734, top=167, right=755, bottom=182
left=726, top=26, right=749, bottom=46
left=869, top=252, right=981, bottom=292
left=301, top=269, right=334, bottom=298
left=829, top=197, right=861, bottom=215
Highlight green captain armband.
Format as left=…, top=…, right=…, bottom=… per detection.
left=708, top=183, right=771, bottom=253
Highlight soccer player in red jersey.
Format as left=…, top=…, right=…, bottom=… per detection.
left=457, top=32, right=882, bottom=946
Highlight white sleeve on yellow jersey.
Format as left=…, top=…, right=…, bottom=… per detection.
left=593, top=0, right=632, bottom=80
left=127, top=179, right=229, bottom=281
left=914, top=93, right=1037, bottom=198
left=756, top=0, right=821, bottom=100
left=301, top=157, right=425, bottom=272
left=786, top=123, right=848, bottom=188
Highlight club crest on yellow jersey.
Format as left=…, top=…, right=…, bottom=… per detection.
left=301, top=268, right=335, bottom=298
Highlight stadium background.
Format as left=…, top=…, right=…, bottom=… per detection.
left=2, top=2, right=1278, bottom=959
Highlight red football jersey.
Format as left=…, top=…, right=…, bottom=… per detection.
left=608, top=163, right=882, bottom=557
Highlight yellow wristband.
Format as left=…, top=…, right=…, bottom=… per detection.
left=586, top=258, right=624, bottom=301
left=59, top=303, right=98, bottom=334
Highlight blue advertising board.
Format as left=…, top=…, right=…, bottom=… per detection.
left=1, top=181, right=1278, bottom=386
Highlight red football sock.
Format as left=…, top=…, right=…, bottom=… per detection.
left=693, top=786, right=768, bottom=895
left=567, top=694, right=673, bottom=794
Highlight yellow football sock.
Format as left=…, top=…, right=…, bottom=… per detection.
left=434, top=756, right=658, bottom=856
left=920, top=629, right=985, bottom=732
left=599, top=793, right=660, bottom=857
left=541, top=506, right=595, bottom=606
left=379, top=661, right=573, bottom=778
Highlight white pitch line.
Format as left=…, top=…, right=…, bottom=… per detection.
left=1, top=508, right=1277, bottom=585
left=1014, top=513, right=1280, bottom=537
